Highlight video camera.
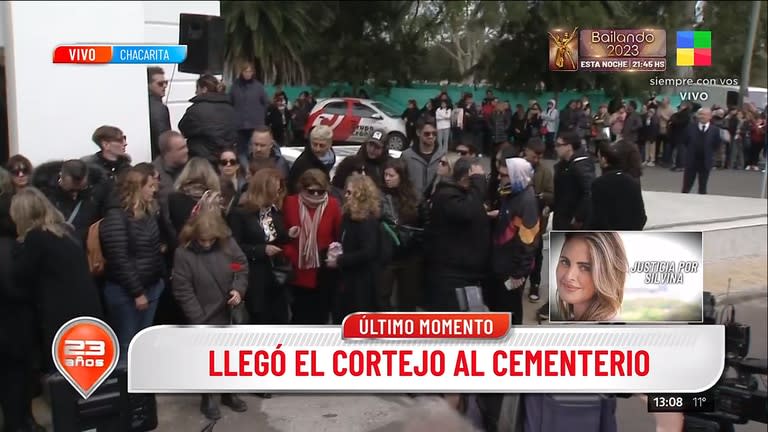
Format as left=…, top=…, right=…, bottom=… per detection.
left=684, top=291, right=767, bottom=432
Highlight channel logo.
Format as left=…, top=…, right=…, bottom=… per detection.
left=52, top=317, right=119, bottom=399
left=676, top=30, right=712, bottom=67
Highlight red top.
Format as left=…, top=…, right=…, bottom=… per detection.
left=282, top=194, right=342, bottom=289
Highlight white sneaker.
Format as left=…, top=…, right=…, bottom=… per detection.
left=647, top=161, right=655, bottom=167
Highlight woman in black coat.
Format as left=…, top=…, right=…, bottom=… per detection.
left=178, top=75, right=238, bottom=166
left=7, top=188, right=103, bottom=432
left=589, top=140, right=647, bottom=231
left=228, top=168, right=291, bottom=324
left=9, top=186, right=104, bottom=359
left=99, top=169, right=165, bottom=362
left=326, top=175, right=381, bottom=323
left=0, top=172, right=45, bottom=432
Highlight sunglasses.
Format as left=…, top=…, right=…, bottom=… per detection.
left=305, top=189, right=325, bottom=196
left=11, top=166, right=30, bottom=176
left=439, top=160, right=448, bottom=166
left=354, top=167, right=365, bottom=174
left=155, top=80, right=169, bottom=86
left=457, top=150, right=469, bottom=156
left=423, top=131, right=436, bottom=137
left=220, top=159, right=238, bottom=167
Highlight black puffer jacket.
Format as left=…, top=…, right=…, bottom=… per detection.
left=552, top=151, right=596, bottom=230
left=425, top=176, right=490, bottom=278
left=32, top=161, right=103, bottom=244
left=99, top=205, right=164, bottom=297
left=178, top=92, right=238, bottom=164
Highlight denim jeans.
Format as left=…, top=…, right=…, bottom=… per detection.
left=103, top=280, right=164, bottom=364
left=437, top=128, right=450, bottom=153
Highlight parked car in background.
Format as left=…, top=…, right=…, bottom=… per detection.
left=303, top=98, right=409, bottom=150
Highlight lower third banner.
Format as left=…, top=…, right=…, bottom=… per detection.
left=127, top=325, right=723, bottom=393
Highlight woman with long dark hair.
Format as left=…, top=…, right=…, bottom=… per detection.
left=589, top=140, right=647, bottom=230
left=380, top=158, right=424, bottom=311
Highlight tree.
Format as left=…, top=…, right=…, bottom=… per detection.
left=423, top=0, right=508, bottom=83
left=222, top=1, right=332, bottom=85
left=698, top=1, right=767, bottom=87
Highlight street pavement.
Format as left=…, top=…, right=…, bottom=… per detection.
left=26, top=152, right=767, bottom=432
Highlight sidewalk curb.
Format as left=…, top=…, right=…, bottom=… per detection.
left=714, top=289, right=767, bottom=304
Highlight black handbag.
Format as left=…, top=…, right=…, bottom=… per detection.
left=229, top=303, right=250, bottom=325
left=270, top=256, right=294, bottom=286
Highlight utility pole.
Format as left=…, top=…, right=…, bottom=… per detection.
left=738, top=1, right=761, bottom=106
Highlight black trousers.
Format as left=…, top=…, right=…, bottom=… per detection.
left=291, top=283, right=332, bottom=324
left=485, top=276, right=524, bottom=324
left=379, top=257, right=424, bottom=311
left=529, top=241, right=545, bottom=287
left=0, top=355, right=35, bottom=431
left=682, top=162, right=711, bottom=194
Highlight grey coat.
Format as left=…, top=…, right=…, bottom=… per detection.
left=400, top=145, right=447, bottom=199
left=230, top=78, right=268, bottom=130
left=172, top=237, right=249, bottom=325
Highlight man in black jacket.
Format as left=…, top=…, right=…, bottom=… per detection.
left=32, top=159, right=102, bottom=244
left=148, top=67, right=171, bottom=159
left=425, top=158, right=489, bottom=312
left=539, top=131, right=595, bottom=321
left=334, top=130, right=391, bottom=190
left=552, top=131, right=596, bottom=230
left=682, top=107, right=721, bottom=194
left=82, top=125, right=132, bottom=214
left=287, top=125, right=336, bottom=193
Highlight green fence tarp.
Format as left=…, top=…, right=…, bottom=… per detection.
left=262, top=84, right=682, bottom=113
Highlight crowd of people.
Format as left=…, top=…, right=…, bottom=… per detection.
left=2, top=62, right=761, bottom=431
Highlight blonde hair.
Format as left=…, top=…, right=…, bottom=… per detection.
left=241, top=168, right=285, bottom=212
left=10, top=187, right=68, bottom=239
left=343, top=175, right=381, bottom=221
left=174, top=157, right=221, bottom=192
left=179, top=205, right=232, bottom=247
left=117, top=169, right=157, bottom=218
left=310, top=125, right=333, bottom=144
left=557, top=232, right=627, bottom=321
left=443, top=153, right=461, bottom=176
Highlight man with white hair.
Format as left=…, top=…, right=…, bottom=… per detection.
left=287, top=125, right=337, bottom=193
left=682, top=107, right=721, bottom=194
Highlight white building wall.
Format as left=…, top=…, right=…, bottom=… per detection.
left=143, top=1, right=220, bottom=133
left=3, top=1, right=219, bottom=166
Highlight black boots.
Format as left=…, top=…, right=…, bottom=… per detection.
left=200, top=394, right=248, bottom=420
left=200, top=394, right=221, bottom=420
left=221, top=394, right=248, bottom=412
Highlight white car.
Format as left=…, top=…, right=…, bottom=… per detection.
left=304, top=97, right=409, bottom=150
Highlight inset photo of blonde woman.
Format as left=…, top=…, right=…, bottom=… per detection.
left=549, top=231, right=704, bottom=323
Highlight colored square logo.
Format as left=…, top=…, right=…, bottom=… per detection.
left=677, top=31, right=695, bottom=48
left=677, top=31, right=712, bottom=66
left=694, top=31, right=711, bottom=48
left=677, top=48, right=695, bottom=66
left=694, top=48, right=712, bottom=66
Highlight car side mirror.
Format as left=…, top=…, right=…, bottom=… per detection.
left=370, top=113, right=383, bottom=120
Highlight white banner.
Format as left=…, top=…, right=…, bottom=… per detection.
left=128, top=325, right=724, bottom=393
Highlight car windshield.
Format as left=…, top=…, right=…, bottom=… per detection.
left=371, top=102, right=400, bottom=118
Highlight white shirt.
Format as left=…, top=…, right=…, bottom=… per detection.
left=435, top=107, right=452, bottom=130
left=699, top=122, right=710, bottom=133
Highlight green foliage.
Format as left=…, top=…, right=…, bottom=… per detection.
left=222, top=0, right=768, bottom=92
left=697, top=1, right=767, bottom=87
